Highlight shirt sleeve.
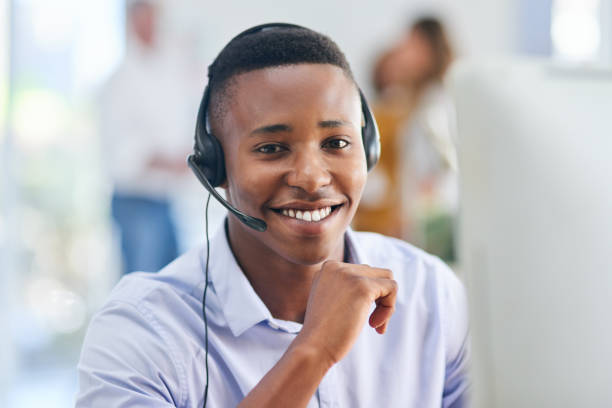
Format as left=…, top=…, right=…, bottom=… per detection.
left=76, top=300, right=186, bottom=407
left=438, top=262, right=470, bottom=408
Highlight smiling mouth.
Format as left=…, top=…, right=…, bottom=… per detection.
left=272, top=204, right=343, bottom=222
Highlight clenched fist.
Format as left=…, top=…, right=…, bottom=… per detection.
left=295, top=261, right=398, bottom=366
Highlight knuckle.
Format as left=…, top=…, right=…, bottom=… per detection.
left=337, top=265, right=352, bottom=277
left=388, top=280, right=399, bottom=298
left=321, top=260, right=340, bottom=274
left=391, top=279, right=398, bottom=292
left=354, top=277, right=371, bottom=297
left=322, top=259, right=341, bottom=270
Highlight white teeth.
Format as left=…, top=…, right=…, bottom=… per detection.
left=279, top=206, right=335, bottom=222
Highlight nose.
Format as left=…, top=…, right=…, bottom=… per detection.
left=285, top=147, right=332, bottom=194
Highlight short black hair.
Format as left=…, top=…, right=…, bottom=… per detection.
left=208, top=25, right=354, bottom=129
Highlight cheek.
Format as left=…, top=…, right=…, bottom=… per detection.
left=352, top=145, right=369, bottom=198
left=331, top=141, right=368, bottom=208
left=226, top=156, right=277, bottom=212
left=340, top=157, right=368, bottom=206
left=352, top=167, right=368, bottom=203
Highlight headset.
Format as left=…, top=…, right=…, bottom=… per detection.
left=187, top=22, right=381, bottom=233
left=187, top=23, right=380, bottom=407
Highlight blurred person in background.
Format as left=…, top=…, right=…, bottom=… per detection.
left=99, top=0, right=195, bottom=275
left=353, top=16, right=457, bottom=262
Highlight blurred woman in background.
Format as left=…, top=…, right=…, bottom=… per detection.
left=353, top=16, right=458, bottom=262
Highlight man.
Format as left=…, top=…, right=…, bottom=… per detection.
left=78, top=24, right=469, bottom=407
left=100, top=0, right=194, bottom=274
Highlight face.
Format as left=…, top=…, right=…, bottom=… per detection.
left=216, top=64, right=367, bottom=265
left=394, top=29, right=435, bottom=83
left=130, top=4, right=156, bottom=47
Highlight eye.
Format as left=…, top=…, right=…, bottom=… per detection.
left=323, top=138, right=350, bottom=149
left=256, top=144, right=286, bottom=154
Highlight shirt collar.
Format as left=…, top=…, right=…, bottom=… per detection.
left=208, top=221, right=272, bottom=337
left=207, top=219, right=365, bottom=337
left=344, top=227, right=365, bottom=265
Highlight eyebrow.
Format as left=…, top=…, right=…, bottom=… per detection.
left=250, top=124, right=292, bottom=136
left=318, top=120, right=352, bottom=128
left=250, top=120, right=353, bottom=136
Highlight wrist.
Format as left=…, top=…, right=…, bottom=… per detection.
left=289, top=335, right=336, bottom=373
left=239, top=335, right=334, bottom=407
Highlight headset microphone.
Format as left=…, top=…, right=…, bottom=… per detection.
left=187, top=154, right=267, bottom=232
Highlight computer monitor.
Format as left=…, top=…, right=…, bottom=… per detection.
left=450, top=59, right=612, bottom=407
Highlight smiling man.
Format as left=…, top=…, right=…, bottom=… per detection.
left=77, top=24, right=469, bottom=407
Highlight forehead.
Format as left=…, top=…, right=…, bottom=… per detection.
left=217, top=64, right=360, bottom=136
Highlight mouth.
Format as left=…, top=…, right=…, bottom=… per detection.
left=271, top=204, right=344, bottom=223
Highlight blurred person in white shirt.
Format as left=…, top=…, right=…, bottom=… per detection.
left=355, top=16, right=457, bottom=262
left=397, top=17, right=458, bottom=263
left=99, top=0, right=196, bottom=275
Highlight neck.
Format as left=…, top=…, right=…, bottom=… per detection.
left=226, top=218, right=345, bottom=323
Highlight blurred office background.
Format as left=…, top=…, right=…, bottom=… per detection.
left=1, top=0, right=611, bottom=406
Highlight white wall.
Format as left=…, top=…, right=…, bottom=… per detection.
left=451, top=58, right=612, bottom=407
left=164, top=0, right=519, bottom=96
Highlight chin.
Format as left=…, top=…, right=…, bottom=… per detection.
left=282, top=250, right=333, bottom=266
left=275, top=234, right=345, bottom=266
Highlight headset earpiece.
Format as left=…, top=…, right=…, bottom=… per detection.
left=195, top=130, right=225, bottom=188
left=193, top=85, right=226, bottom=187
left=359, top=89, right=381, bottom=171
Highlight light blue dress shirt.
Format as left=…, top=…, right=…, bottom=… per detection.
left=77, top=224, right=469, bottom=407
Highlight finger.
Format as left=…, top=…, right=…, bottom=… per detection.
left=368, top=278, right=398, bottom=330
left=375, top=322, right=388, bottom=334
left=349, top=264, right=393, bottom=279
left=372, top=278, right=398, bottom=307
left=369, top=303, right=393, bottom=329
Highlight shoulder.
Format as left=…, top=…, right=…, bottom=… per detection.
left=77, top=293, right=186, bottom=406
left=107, top=245, right=204, bottom=308
left=85, top=245, right=206, bottom=352
left=76, top=247, right=205, bottom=406
left=421, top=82, right=453, bottom=106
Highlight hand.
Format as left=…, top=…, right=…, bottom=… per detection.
left=238, top=261, right=396, bottom=407
left=294, top=261, right=398, bottom=367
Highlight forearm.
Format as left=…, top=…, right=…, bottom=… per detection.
left=238, top=341, right=332, bottom=408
